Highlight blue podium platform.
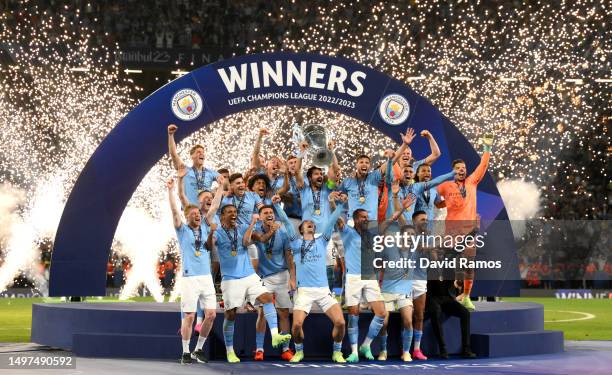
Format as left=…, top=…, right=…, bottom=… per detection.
left=31, top=301, right=563, bottom=360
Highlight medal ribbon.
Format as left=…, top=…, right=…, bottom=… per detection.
left=264, top=226, right=276, bottom=258
left=311, top=186, right=321, bottom=213
left=300, top=239, right=316, bottom=263
left=193, top=167, right=206, bottom=191
left=456, top=181, right=466, bottom=199
left=190, top=225, right=202, bottom=254
left=357, top=172, right=368, bottom=200
left=232, top=193, right=246, bottom=216
left=223, top=226, right=238, bottom=253
left=271, top=175, right=280, bottom=193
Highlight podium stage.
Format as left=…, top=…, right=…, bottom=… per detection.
left=31, top=301, right=563, bottom=360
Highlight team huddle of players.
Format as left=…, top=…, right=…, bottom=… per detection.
left=166, top=124, right=492, bottom=364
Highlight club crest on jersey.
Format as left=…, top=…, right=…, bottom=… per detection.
left=379, top=94, right=410, bottom=125
left=171, top=89, right=203, bottom=121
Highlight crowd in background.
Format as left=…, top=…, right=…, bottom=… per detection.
left=1, top=0, right=609, bottom=292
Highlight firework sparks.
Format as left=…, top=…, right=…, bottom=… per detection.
left=0, top=1, right=609, bottom=294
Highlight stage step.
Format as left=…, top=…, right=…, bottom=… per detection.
left=72, top=332, right=200, bottom=359
left=471, top=330, right=564, bottom=357
left=33, top=302, right=564, bottom=360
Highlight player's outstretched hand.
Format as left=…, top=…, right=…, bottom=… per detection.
left=482, top=133, right=494, bottom=146
left=166, top=178, right=174, bottom=190
left=168, top=124, right=178, bottom=135
left=401, top=128, right=416, bottom=145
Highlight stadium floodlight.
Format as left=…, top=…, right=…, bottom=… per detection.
left=499, top=77, right=518, bottom=82
left=565, top=78, right=584, bottom=85
left=594, top=78, right=612, bottom=83
left=171, top=70, right=189, bottom=76
left=451, top=76, right=472, bottom=81
left=124, top=69, right=143, bottom=74
left=70, top=67, right=89, bottom=72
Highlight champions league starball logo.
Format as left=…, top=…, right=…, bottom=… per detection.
left=171, top=89, right=203, bottom=121
left=379, top=93, right=410, bottom=125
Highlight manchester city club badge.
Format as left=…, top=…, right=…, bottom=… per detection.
left=171, top=88, right=203, bottom=121
left=379, top=93, right=410, bottom=125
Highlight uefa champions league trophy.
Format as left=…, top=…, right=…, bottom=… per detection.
left=291, top=123, right=334, bottom=168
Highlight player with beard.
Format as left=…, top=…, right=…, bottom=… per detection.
left=295, top=140, right=344, bottom=292
left=168, top=178, right=216, bottom=365
left=221, top=173, right=263, bottom=225
left=377, top=130, right=442, bottom=221
left=436, top=137, right=493, bottom=311
left=168, top=124, right=220, bottom=204
left=177, top=172, right=225, bottom=333
left=275, top=193, right=348, bottom=363
left=391, top=165, right=455, bottom=224
left=340, top=129, right=416, bottom=220
left=251, top=201, right=296, bottom=361
left=336, top=208, right=387, bottom=363
left=295, top=163, right=336, bottom=233
left=205, top=205, right=291, bottom=363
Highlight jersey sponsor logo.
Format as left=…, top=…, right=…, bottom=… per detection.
left=379, top=94, right=410, bottom=125
left=171, top=89, right=203, bottom=121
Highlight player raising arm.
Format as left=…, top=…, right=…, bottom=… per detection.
left=168, top=124, right=220, bottom=205
left=275, top=194, right=348, bottom=363
left=168, top=178, right=216, bottom=364
left=205, top=205, right=291, bottom=363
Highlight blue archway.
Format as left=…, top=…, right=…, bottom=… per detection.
left=49, top=52, right=518, bottom=296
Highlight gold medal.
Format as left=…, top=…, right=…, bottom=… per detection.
left=195, top=250, right=201, bottom=257
left=231, top=248, right=237, bottom=257
left=198, top=189, right=204, bottom=194
left=266, top=252, right=272, bottom=260
left=314, top=209, right=321, bottom=215
left=359, top=196, right=365, bottom=203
